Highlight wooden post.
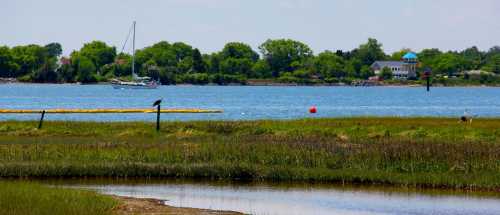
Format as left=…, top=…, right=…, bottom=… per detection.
left=156, top=105, right=160, bottom=131
left=426, top=76, right=430, bottom=92
left=38, top=110, right=46, bottom=129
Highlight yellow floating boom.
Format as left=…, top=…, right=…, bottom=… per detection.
left=0, top=109, right=223, bottom=114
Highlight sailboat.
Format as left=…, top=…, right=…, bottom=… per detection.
left=112, top=21, right=159, bottom=89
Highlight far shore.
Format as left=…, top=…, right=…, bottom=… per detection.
left=1, top=80, right=499, bottom=87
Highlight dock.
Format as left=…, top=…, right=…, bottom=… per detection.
left=0, top=109, right=223, bottom=114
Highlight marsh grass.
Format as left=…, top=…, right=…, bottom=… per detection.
left=1, top=117, right=500, bottom=190
left=0, top=180, right=117, bottom=215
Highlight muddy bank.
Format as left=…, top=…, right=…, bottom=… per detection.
left=112, top=195, right=243, bottom=215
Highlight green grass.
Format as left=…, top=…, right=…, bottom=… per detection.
left=1, top=118, right=500, bottom=190
left=0, top=180, right=117, bottom=215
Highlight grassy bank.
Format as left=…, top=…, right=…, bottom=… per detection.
left=0, top=181, right=117, bottom=215
left=1, top=118, right=500, bottom=190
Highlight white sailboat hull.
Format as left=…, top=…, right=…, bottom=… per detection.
left=111, top=82, right=158, bottom=89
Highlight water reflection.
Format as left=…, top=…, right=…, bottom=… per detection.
left=56, top=179, right=500, bottom=215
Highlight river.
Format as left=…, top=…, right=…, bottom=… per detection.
left=1, top=84, right=500, bottom=121
left=60, top=180, right=500, bottom=215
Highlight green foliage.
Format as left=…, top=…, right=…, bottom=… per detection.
left=76, top=57, right=97, bottom=83
left=44, top=42, right=62, bottom=58
left=251, top=59, right=272, bottom=78
left=433, top=53, right=464, bottom=76
left=10, top=44, right=48, bottom=77
left=79, top=41, right=116, bottom=73
left=355, top=38, right=386, bottom=65
left=0, top=46, right=19, bottom=77
left=259, top=39, right=313, bottom=77
left=380, top=67, right=393, bottom=80
left=314, top=51, right=345, bottom=79
left=221, top=42, right=259, bottom=62
left=482, top=54, right=500, bottom=74
left=191, top=48, right=206, bottom=73
left=2, top=39, right=500, bottom=85
left=32, top=57, right=58, bottom=83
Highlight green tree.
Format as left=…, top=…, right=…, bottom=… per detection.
left=313, top=51, right=345, bottom=79
left=251, top=60, right=272, bottom=78
left=0, top=46, right=19, bottom=77
left=482, top=54, right=500, bottom=74
left=418, top=48, right=442, bottom=69
left=380, top=67, right=393, bottom=80
left=259, top=39, right=313, bottom=77
left=44, top=43, right=62, bottom=58
left=219, top=58, right=253, bottom=76
left=461, top=46, right=484, bottom=70
left=207, top=53, right=221, bottom=74
left=355, top=38, right=386, bottom=65
left=172, top=42, right=193, bottom=62
left=433, top=52, right=463, bottom=76
left=10, top=44, right=48, bottom=77
left=360, top=65, right=374, bottom=79
left=221, top=42, right=259, bottom=62
left=32, top=57, right=58, bottom=83
left=79, top=41, right=116, bottom=73
left=191, top=48, right=206, bottom=73
left=57, top=61, right=75, bottom=83
left=76, top=57, right=97, bottom=83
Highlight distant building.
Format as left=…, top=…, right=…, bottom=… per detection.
left=60, top=57, right=71, bottom=65
left=370, top=52, right=418, bottom=79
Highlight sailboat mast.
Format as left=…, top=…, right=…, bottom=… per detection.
left=132, top=21, right=136, bottom=77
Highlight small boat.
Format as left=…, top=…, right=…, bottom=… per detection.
left=112, top=21, right=159, bottom=89
left=111, top=77, right=158, bottom=89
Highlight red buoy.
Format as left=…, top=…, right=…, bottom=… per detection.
left=309, top=106, right=317, bottom=114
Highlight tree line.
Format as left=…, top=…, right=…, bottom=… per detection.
left=1, top=38, right=500, bottom=85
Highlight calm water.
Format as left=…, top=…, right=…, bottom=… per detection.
left=64, top=180, right=500, bottom=215
left=1, top=84, right=500, bottom=121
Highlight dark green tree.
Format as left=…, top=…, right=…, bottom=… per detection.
left=191, top=48, right=206, bottom=73
left=380, top=67, right=393, bottom=80
left=44, top=43, right=62, bottom=58
left=10, top=44, right=48, bottom=77
left=221, top=42, right=259, bottom=62
left=461, top=46, right=484, bottom=70
left=355, top=38, right=386, bottom=65
left=314, top=51, right=345, bottom=79
left=0, top=46, right=19, bottom=77
left=483, top=54, right=500, bottom=74
left=76, top=57, right=97, bottom=83
left=259, top=39, right=313, bottom=77
left=251, top=60, right=272, bottom=78
left=79, top=41, right=116, bottom=73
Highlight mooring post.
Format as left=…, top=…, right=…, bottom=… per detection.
left=423, top=69, right=431, bottom=92
left=156, top=104, right=161, bottom=131
left=426, top=76, right=430, bottom=92
left=38, top=110, right=46, bottom=129
left=152, top=99, right=162, bottom=132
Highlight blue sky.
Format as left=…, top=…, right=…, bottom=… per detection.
left=2, top=0, right=499, bottom=56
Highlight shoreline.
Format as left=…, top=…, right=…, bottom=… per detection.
left=111, top=195, right=242, bottom=215
left=1, top=81, right=499, bottom=87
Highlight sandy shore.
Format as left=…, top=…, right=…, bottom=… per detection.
left=112, top=195, right=243, bottom=215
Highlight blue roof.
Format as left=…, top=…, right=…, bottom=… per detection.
left=403, top=52, right=417, bottom=59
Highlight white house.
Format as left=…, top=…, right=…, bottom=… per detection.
left=370, top=52, right=418, bottom=79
